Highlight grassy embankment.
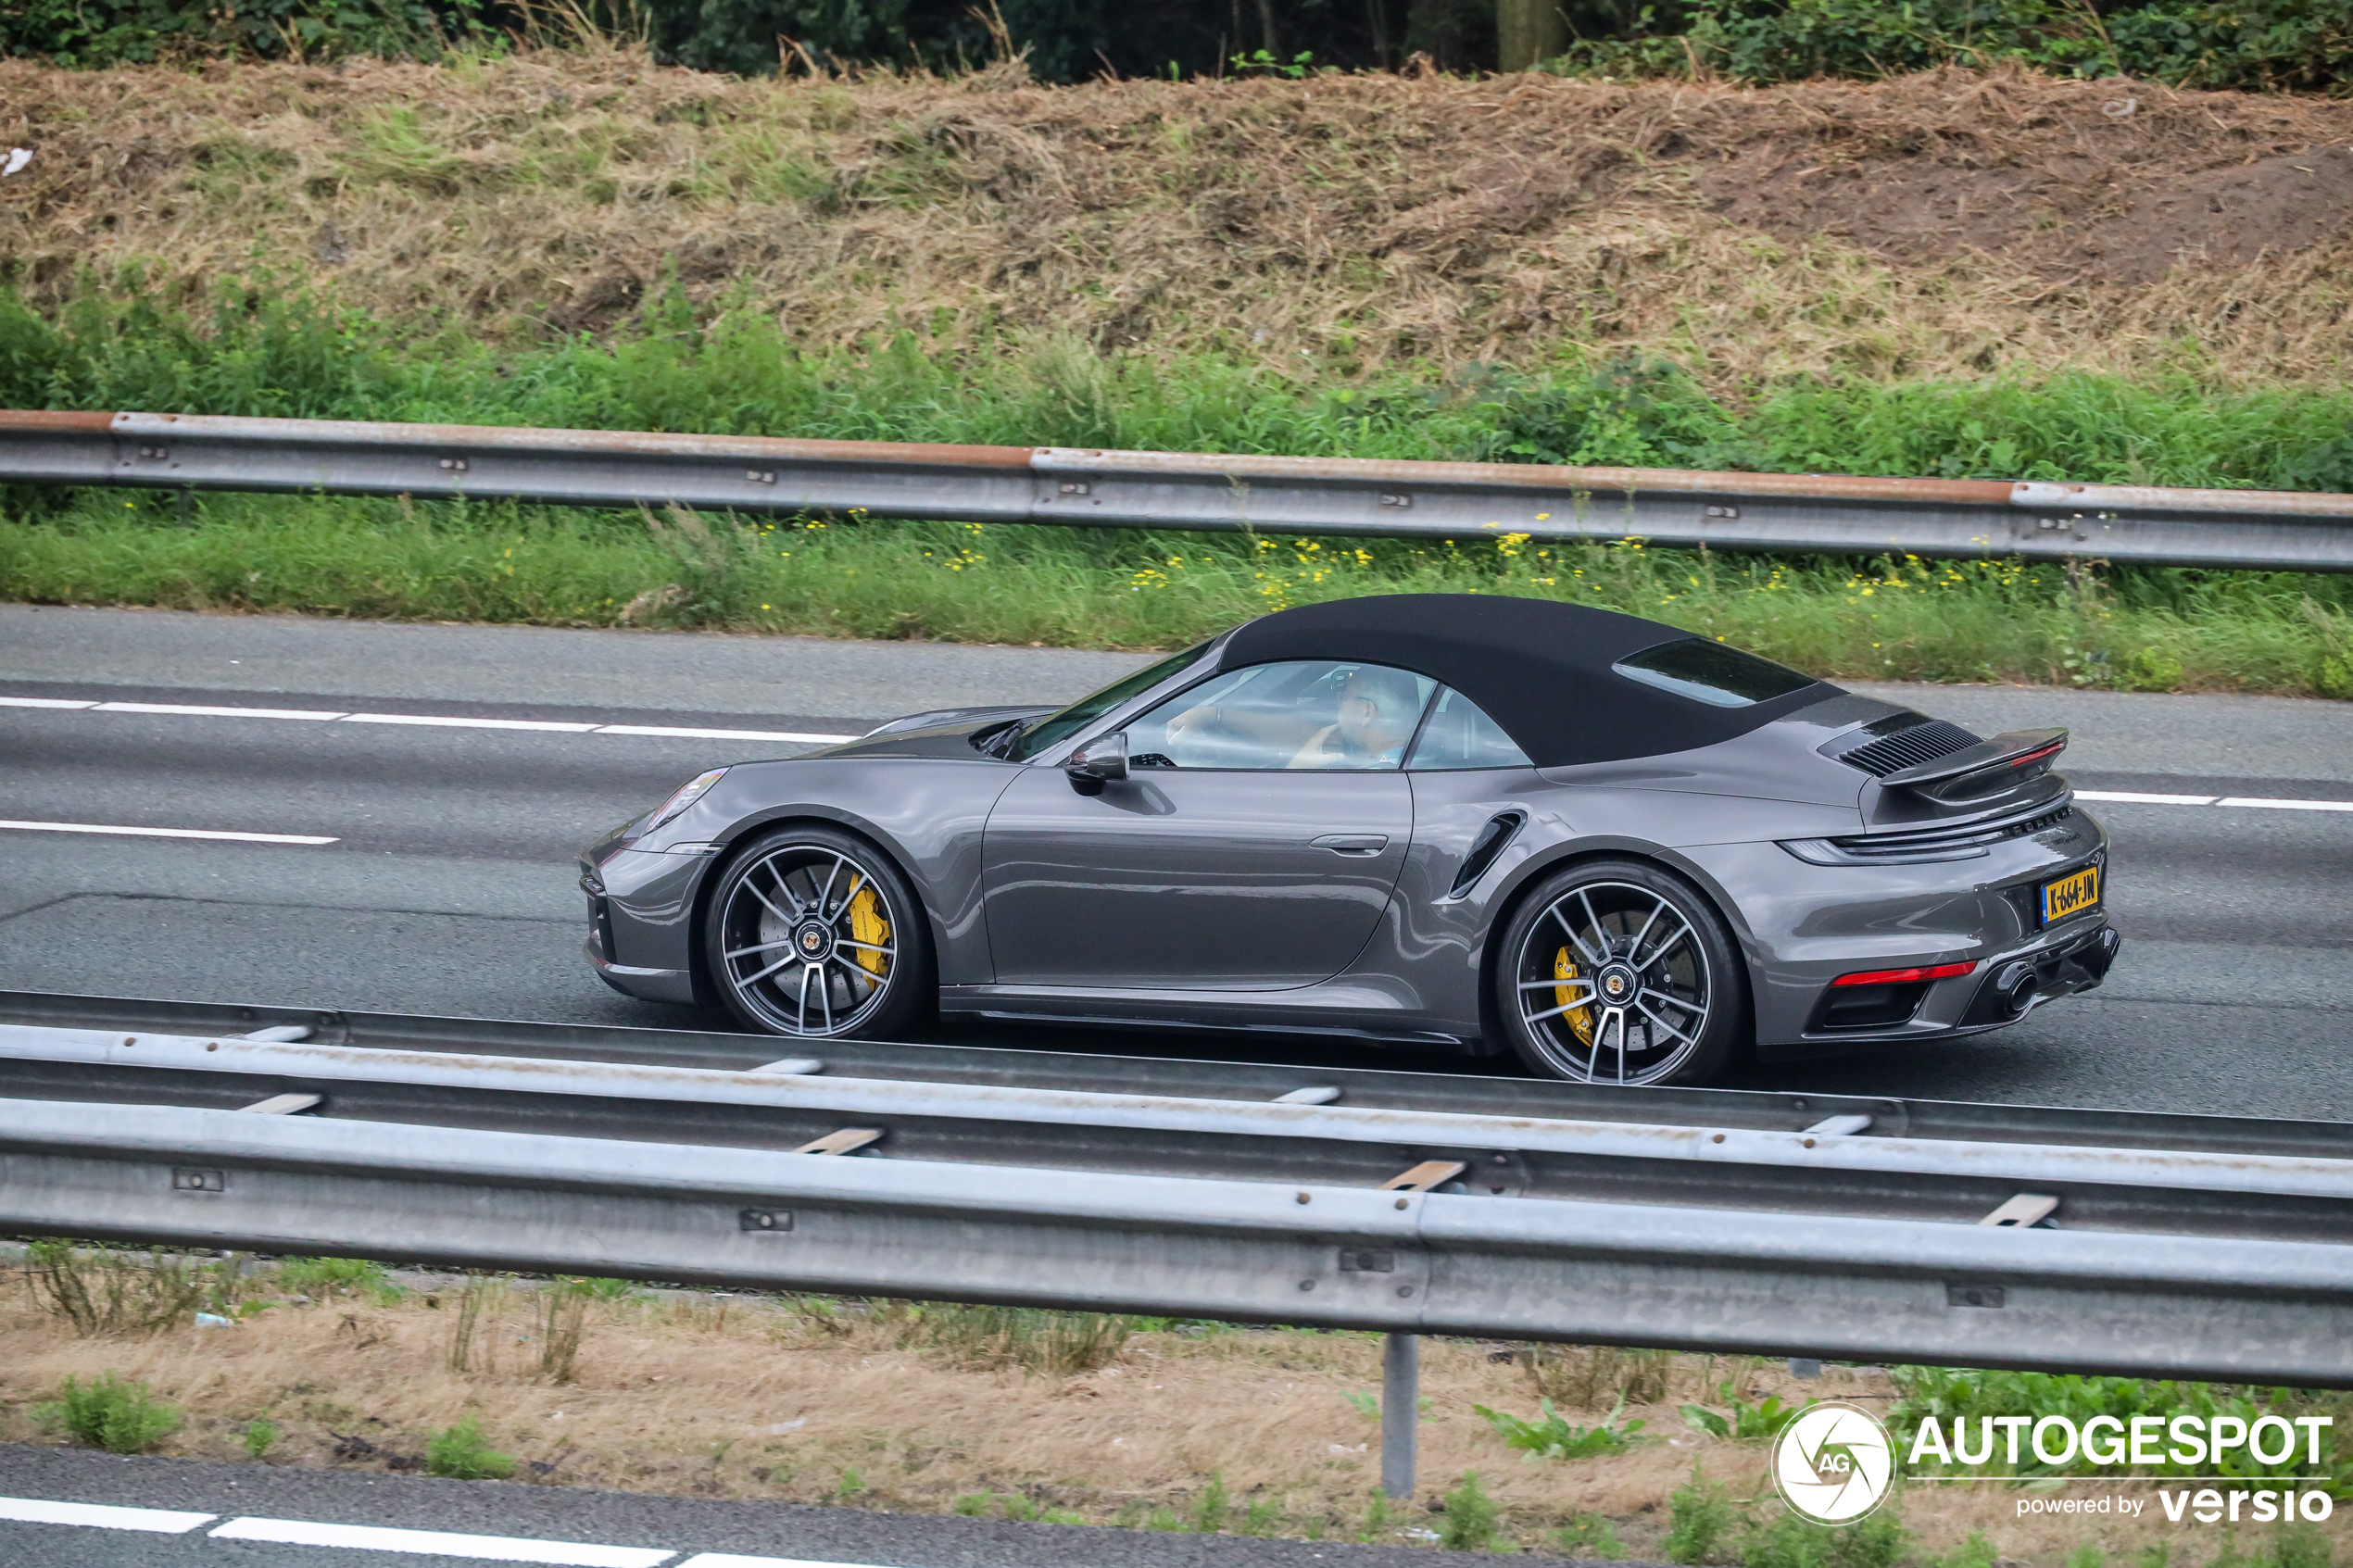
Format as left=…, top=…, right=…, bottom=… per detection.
left=4, top=56, right=2351, bottom=693
left=6, top=1247, right=2347, bottom=1559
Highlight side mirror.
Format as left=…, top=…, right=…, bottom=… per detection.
left=1064, top=732, right=1128, bottom=794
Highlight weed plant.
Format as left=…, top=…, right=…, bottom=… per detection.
left=37, top=1373, right=182, bottom=1453
left=1477, top=1397, right=1648, bottom=1461
left=536, top=1275, right=599, bottom=1384
left=244, top=1416, right=282, bottom=1460
left=275, top=1256, right=401, bottom=1305
left=1665, top=1463, right=1743, bottom=1564
left=1742, top=1505, right=1908, bottom=1568
left=1681, top=1381, right=1814, bottom=1441
left=425, top=1411, right=515, bottom=1479
left=876, top=1300, right=1131, bottom=1376
left=1438, top=1470, right=1502, bottom=1550
left=1557, top=1512, right=1628, bottom=1558
left=24, top=1239, right=229, bottom=1336
left=1524, top=1343, right=1680, bottom=1409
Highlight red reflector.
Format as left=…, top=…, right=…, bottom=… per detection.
left=1831, top=960, right=1979, bottom=988
left=2009, top=743, right=2065, bottom=768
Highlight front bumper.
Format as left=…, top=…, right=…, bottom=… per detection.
left=580, top=842, right=713, bottom=1007
left=584, top=936, right=699, bottom=1005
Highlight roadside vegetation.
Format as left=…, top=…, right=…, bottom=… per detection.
left=3, top=1244, right=2347, bottom=1556
left=3, top=56, right=2350, bottom=694
left=5, top=287, right=2353, bottom=696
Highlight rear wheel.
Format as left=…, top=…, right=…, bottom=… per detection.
left=1493, top=859, right=1744, bottom=1085
left=703, top=825, right=932, bottom=1039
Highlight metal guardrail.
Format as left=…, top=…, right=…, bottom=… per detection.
left=5, top=408, right=2351, bottom=571
left=0, top=995, right=2347, bottom=1389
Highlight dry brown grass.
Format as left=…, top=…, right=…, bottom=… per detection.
left=4, top=52, right=2351, bottom=392
left=2, top=1261, right=2339, bottom=1558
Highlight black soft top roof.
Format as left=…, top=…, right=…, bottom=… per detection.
left=1219, top=594, right=1834, bottom=767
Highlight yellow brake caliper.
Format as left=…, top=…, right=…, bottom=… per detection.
left=847, top=882, right=890, bottom=977
left=1554, top=947, right=1594, bottom=1046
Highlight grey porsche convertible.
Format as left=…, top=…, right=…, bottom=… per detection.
left=581, top=595, right=2117, bottom=1085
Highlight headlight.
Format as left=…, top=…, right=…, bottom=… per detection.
left=647, top=768, right=728, bottom=832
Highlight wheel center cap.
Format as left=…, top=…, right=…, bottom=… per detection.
left=794, top=921, right=834, bottom=960
left=1597, top=963, right=1637, bottom=1005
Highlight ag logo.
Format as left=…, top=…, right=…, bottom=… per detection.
left=1771, top=1401, right=1894, bottom=1525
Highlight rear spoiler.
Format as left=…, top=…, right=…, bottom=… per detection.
left=1880, top=728, right=2068, bottom=801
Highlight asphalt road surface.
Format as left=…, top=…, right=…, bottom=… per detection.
left=2, top=603, right=2349, bottom=1119
left=0, top=1443, right=1455, bottom=1568
left=2, top=604, right=2348, bottom=1566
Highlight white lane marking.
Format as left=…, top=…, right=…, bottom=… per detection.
left=208, top=1515, right=675, bottom=1565
left=2073, top=789, right=2219, bottom=806
left=0, top=820, right=339, bottom=846
left=2, top=694, right=861, bottom=743
left=0, top=1496, right=216, bottom=1532
left=341, top=713, right=600, bottom=734
left=676, top=1556, right=908, bottom=1567
left=596, top=724, right=851, bottom=744
left=2075, top=789, right=2353, bottom=811
left=94, top=700, right=343, bottom=721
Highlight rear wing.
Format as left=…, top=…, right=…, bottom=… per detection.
left=1879, top=728, right=2067, bottom=803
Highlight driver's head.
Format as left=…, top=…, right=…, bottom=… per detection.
left=1336, top=667, right=1420, bottom=749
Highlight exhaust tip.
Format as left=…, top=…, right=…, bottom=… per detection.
left=1994, top=960, right=2038, bottom=1016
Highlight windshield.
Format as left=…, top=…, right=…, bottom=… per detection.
left=1005, top=643, right=1214, bottom=762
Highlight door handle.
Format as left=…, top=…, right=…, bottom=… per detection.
left=1312, top=834, right=1389, bottom=855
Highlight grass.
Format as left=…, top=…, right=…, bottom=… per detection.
left=9, top=491, right=2351, bottom=696
left=6, top=1250, right=2345, bottom=1552
left=5, top=282, right=2351, bottom=697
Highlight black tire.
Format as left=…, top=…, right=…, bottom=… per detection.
left=1492, top=858, right=1746, bottom=1085
left=702, top=824, right=934, bottom=1040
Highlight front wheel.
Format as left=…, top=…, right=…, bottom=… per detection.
left=1492, top=859, right=1745, bottom=1085
left=702, top=825, right=933, bottom=1039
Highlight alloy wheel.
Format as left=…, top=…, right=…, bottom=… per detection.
left=1511, top=878, right=1716, bottom=1085
left=714, top=841, right=902, bottom=1036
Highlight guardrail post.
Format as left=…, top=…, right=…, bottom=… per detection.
left=1381, top=1331, right=1418, bottom=1499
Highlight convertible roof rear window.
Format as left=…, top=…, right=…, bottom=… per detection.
left=1612, top=639, right=1817, bottom=709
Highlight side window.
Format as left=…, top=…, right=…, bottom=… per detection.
left=1126, top=660, right=1435, bottom=771
left=1405, top=687, right=1534, bottom=771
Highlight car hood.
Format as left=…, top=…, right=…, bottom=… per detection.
left=809, top=704, right=1053, bottom=760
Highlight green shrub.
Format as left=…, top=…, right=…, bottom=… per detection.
left=1557, top=1512, right=1627, bottom=1557
left=425, top=1412, right=515, bottom=1480
left=1191, top=1471, right=1230, bottom=1533
left=25, top=1240, right=218, bottom=1336
left=37, top=1374, right=182, bottom=1453
left=1664, top=1465, right=1742, bottom=1565
left=276, top=1256, right=400, bottom=1305
left=1936, top=1532, right=2000, bottom=1568
left=1438, top=1470, right=1502, bottom=1551
left=244, top=1417, right=282, bottom=1461
left=1741, top=1505, right=1906, bottom=1568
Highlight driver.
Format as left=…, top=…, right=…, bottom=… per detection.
left=1286, top=665, right=1422, bottom=769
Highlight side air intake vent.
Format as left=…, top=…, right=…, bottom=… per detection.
left=1832, top=719, right=1983, bottom=778
left=1448, top=811, right=1526, bottom=898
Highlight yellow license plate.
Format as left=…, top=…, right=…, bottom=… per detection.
left=2040, top=864, right=2101, bottom=924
